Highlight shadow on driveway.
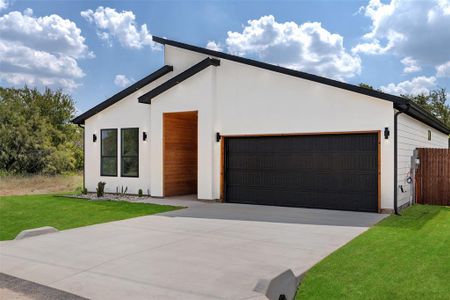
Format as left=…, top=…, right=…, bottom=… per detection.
left=161, top=202, right=388, bottom=228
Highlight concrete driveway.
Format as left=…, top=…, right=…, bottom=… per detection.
left=0, top=199, right=386, bottom=299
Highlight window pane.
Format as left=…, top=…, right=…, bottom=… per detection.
left=122, top=128, right=138, bottom=156
left=101, top=130, right=117, bottom=156
left=101, top=157, right=117, bottom=176
left=122, top=157, right=138, bottom=177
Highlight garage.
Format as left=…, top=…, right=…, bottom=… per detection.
left=223, top=132, right=380, bottom=212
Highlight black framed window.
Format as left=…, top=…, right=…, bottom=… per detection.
left=121, top=128, right=139, bottom=177
left=101, top=129, right=118, bottom=176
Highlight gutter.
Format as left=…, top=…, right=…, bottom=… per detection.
left=77, top=124, right=85, bottom=191
left=394, top=103, right=410, bottom=215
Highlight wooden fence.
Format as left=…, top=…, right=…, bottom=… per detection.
left=415, top=148, right=450, bottom=206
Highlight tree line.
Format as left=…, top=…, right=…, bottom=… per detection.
left=0, top=86, right=82, bottom=175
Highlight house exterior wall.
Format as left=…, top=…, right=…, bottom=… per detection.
left=150, top=46, right=216, bottom=199
left=397, top=113, right=448, bottom=207
left=153, top=45, right=397, bottom=209
left=82, top=44, right=448, bottom=211
left=83, top=72, right=170, bottom=194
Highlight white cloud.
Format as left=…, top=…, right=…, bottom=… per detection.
left=436, top=60, right=450, bottom=77
left=0, top=0, right=8, bottom=11
left=380, top=76, right=437, bottom=96
left=0, top=9, right=91, bottom=58
left=81, top=6, right=159, bottom=50
left=224, top=15, right=361, bottom=80
left=353, top=0, right=450, bottom=68
left=401, top=57, right=422, bottom=74
left=114, top=74, right=132, bottom=87
left=206, top=41, right=223, bottom=51
left=0, top=9, right=90, bottom=90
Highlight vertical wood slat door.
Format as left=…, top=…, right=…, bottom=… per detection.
left=163, top=111, right=198, bottom=197
left=416, top=148, right=450, bottom=206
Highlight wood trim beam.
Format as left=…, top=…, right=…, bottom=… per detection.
left=220, top=138, right=224, bottom=202
left=220, top=130, right=380, bottom=138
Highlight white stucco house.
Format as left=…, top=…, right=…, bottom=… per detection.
left=73, top=36, right=450, bottom=213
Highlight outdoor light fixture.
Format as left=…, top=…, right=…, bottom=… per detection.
left=143, top=131, right=148, bottom=141
left=216, top=132, right=221, bottom=142
left=384, top=127, right=390, bottom=139
left=93, top=134, right=97, bottom=143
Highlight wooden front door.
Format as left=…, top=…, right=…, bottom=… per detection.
left=163, top=111, right=198, bottom=197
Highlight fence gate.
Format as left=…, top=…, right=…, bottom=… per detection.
left=415, top=148, right=450, bottom=206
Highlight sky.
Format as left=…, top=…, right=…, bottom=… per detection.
left=0, top=0, right=449, bottom=113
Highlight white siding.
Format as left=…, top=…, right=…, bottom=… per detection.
left=397, top=113, right=448, bottom=207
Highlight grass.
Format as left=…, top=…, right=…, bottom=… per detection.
left=0, top=194, right=181, bottom=240
left=0, top=174, right=83, bottom=196
left=296, top=205, right=450, bottom=300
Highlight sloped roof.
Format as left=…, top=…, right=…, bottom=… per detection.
left=153, top=36, right=450, bottom=135
left=72, top=65, right=173, bottom=124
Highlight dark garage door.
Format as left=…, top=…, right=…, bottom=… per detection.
left=224, top=133, right=379, bottom=212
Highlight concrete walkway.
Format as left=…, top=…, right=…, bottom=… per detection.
left=0, top=199, right=387, bottom=299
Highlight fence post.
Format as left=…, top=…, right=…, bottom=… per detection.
left=411, top=149, right=419, bottom=205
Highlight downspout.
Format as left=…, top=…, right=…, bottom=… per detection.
left=77, top=124, right=85, bottom=191
left=394, top=104, right=410, bottom=215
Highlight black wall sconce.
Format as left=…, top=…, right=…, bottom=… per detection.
left=384, top=127, right=390, bottom=139
left=143, top=131, right=148, bottom=141
left=216, top=132, right=221, bottom=142
left=93, top=134, right=97, bottom=143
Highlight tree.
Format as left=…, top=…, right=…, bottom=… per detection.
left=0, top=86, right=82, bottom=174
left=358, top=83, right=375, bottom=90
left=402, top=88, right=450, bottom=128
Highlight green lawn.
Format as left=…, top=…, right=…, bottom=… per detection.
left=0, top=194, right=181, bottom=240
left=296, top=205, right=450, bottom=300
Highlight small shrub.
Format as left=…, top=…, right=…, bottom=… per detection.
left=138, top=189, right=143, bottom=197
left=82, top=187, right=88, bottom=195
left=117, top=185, right=128, bottom=197
left=96, top=181, right=106, bottom=197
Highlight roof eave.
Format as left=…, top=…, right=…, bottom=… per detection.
left=71, top=65, right=173, bottom=124
left=396, top=101, right=450, bottom=135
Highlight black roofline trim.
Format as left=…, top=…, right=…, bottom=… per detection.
left=72, top=65, right=173, bottom=124
left=153, top=36, right=449, bottom=135
left=138, top=57, right=220, bottom=104
left=397, top=102, right=450, bottom=134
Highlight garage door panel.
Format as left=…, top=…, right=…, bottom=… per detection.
left=228, top=169, right=376, bottom=188
left=228, top=153, right=377, bottom=171
left=226, top=185, right=377, bottom=210
left=225, top=133, right=378, bottom=212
